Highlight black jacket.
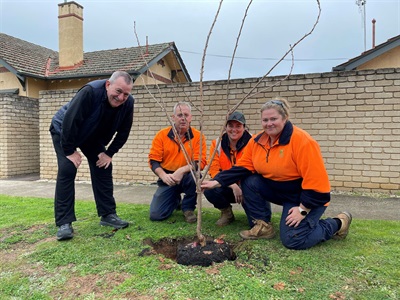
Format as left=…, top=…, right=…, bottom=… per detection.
left=50, top=79, right=134, bottom=157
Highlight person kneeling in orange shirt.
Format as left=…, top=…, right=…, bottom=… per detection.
left=149, top=102, right=207, bottom=224
left=202, top=98, right=352, bottom=250
left=204, top=111, right=252, bottom=226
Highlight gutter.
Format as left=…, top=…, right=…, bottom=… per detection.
left=17, top=71, right=141, bottom=81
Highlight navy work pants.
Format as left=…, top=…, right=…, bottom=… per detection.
left=204, top=186, right=236, bottom=209
left=241, top=174, right=340, bottom=250
left=149, top=172, right=197, bottom=221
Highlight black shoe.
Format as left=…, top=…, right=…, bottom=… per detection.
left=57, top=223, right=74, bottom=241
left=100, top=213, right=129, bottom=229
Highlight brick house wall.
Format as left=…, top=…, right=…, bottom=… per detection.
left=37, top=68, right=400, bottom=194
left=0, top=94, right=39, bottom=177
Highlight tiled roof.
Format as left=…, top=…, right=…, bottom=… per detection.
left=0, top=33, right=186, bottom=80
left=333, top=34, right=400, bottom=71
left=0, top=33, right=58, bottom=77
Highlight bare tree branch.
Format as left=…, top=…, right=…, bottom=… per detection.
left=133, top=22, right=197, bottom=181
left=135, top=0, right=321, bottom=248
left=204, top=0, right=321, bottom=186
left=194, top=0, right=225, bottom=245
left=241, top=0, right=321, bottom=102
left=225, top=0, right=254, bottom=109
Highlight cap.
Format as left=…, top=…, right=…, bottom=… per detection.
left=227, top=111, right=246, bottom=125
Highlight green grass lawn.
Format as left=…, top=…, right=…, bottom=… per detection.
left=0, top=195, right=399, bottom=300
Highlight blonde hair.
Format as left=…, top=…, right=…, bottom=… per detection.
left=260, top=98, right=290, bottom=119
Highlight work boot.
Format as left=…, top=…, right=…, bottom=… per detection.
left=239, top=220, right=275, bottom=240
left=216, top=207, right=235, bottom=226
left=183, top=210, right=197, bottom=223
left=100, top=213, right=129, bottom=229
left=57, top=223, right=74, bottom=241
left=333, top=211, right=352, bottom=240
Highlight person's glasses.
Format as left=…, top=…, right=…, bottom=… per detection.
left=269, top=100, right=284, bottom=108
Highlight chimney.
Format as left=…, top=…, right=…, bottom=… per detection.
left=372, top=19, right=376, bottom=48
left=58, top=1, right=84, bottom=68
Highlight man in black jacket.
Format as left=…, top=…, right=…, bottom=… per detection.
left=49, top=71, right=134, bottom=241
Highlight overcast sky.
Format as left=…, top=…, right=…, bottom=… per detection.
left=1, top=0, right=399, bottom=81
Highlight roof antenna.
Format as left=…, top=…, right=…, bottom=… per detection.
left=146, top=36, right=149, bottom=56
left=372, top=19, right=376, bottom=48
left=356, top=0, right=367, bottom=51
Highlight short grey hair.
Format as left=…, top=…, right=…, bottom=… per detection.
left=109, top=71, right=133, bottom=85
left=173, top=102, right=192, bottom=114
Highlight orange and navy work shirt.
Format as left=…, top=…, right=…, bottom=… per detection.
left=208, top=130, right=252, bottom=178
left=214, top=121, right=331, bottom=208
left=148, top=126, right=207, bottom=173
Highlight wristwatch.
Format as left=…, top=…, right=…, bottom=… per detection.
left=298, top=206, right=308, bottom=216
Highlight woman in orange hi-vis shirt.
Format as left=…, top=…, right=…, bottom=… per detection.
left=204, top=111, right=252, bottom=226
left=202, top=98, right=352, bottom=250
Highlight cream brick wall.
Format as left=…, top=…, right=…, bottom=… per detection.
left=36, top=68, right=400, bottom=194
left=0, top=95, right=39, bottom=177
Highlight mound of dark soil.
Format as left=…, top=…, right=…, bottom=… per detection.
left=141, top=236, right=236, bottom=267
left=177, top=240, right=236, bottom=266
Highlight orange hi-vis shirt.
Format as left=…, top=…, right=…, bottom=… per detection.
left=148, top=126, right=207, bottom=173
left=237, top=123, right=331, bottom=194
left=208, top=131, right=252, bottom=178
